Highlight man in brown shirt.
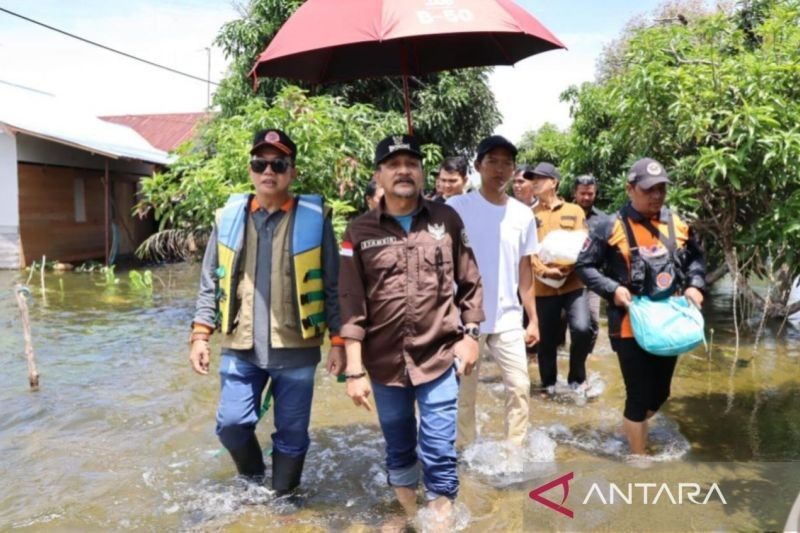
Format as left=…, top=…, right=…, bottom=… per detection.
left=339, top=134, right=484, bottom=526
left=530, top=162, right=594, bottom=397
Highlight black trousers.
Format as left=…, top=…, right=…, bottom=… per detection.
left=536, top=289, right=593, bottom=387
left=613, top=338, right=678, bottom=422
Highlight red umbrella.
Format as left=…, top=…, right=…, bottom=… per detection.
left=250, top=0, right=565, bottom=134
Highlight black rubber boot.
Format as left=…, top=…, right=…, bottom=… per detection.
left=228, top=434, right=265, bottom=481
left=271, top=450, right=306, bottom=494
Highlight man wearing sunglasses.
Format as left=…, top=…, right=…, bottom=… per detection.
left=573, top=174, right=607, bottom=357
left=189, top=128, right=344, bottom=495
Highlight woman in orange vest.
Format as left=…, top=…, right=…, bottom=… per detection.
left=575, top=158, right=705, bottom=456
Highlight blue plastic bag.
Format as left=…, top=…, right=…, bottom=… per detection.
left=628, top=296, right=705, bottom=356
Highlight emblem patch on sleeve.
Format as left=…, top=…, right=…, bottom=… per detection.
left=461, top=229, right=471, bottom=248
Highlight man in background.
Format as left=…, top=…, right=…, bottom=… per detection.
left=431, top=156, right=469, bottom=202
left=573, top=174, right=606, bottom=356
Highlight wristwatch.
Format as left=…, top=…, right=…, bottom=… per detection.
left=460, top=325, right=480, bottom=341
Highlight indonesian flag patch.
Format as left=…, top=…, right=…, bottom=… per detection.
left=340, top=241, right=354, bottom=257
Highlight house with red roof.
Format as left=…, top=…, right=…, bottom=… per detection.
left=100, top=112, right=211, bottom=153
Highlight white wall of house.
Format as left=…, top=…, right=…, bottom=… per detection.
left=16, top=134, right=155, bottom=176
left=0, top=126, right=20, bottom=269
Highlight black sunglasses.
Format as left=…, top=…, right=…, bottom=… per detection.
left=575, top=175, right=597, bottom=186
left=250, top=157, right=291, bottom=174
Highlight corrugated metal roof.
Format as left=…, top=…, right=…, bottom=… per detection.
left=100, top=113, right=210, bottom=152
left=0, top=82, right=171, bottom=165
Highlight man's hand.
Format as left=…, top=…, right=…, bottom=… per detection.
left=189, top=340, right=210, bottom=375
left=684, top=287, right=704, bottom=309
left=326, top=345, right=346, bottom=376
left=613, top=286, right=633, bottom=308
left=543, top=266, right=567, bottom=279
left=525, top=320, right=540, bottom=347
left=453, top=335, right=479, bottom=376
left=346, top=376, right=373, bottom=411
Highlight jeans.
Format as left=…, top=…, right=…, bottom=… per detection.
left=371, top=366, right=459, bottom=501
left=216, top=352, right=316, bottom=457
left=536, top=288, right=593, bottom=387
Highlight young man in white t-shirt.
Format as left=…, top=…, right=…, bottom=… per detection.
left=447, top=135, right=539, bottom=447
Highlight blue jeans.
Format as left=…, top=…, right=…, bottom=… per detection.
left=371, top=366, right=459, bottom=500
left=216, top=353, right=316, bottom=457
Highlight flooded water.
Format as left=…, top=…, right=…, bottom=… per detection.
left=1, top=265, right=799, bottom=531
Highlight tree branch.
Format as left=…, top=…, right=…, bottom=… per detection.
left=662, top=44, right=715, bottom=66
left=785, top=300, right=800, bottom=317
left=706, top=263, right=729, bottom=285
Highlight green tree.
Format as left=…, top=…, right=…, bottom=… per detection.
left=135, top=87, right=443, bottom=258
left=562, top=0, right=800, bottom=318
left=516, top=123, right=577, bottom=198
left=517, top=123, right=570, bottom=167
left=213, top=0, right=501, bottom=155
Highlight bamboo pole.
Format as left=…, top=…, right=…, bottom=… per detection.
left=40, top=254, right=47, bottom=305
left=14, top=285, right=39, bottom=390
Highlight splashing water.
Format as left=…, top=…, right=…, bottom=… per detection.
left=539, top=372, right=607, bottom=406
left=544, top=414, right=691, bottom=462
left=461, top=429, right=558, bottom=486
left=416, top=501, right=471, bottom=532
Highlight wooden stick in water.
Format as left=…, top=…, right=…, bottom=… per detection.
left=40, top=255, right=47, bottom=305
left=14, top=285, right=40, bottom=390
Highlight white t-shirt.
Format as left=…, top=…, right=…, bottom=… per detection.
left=448, top=190, right=538, bottom=334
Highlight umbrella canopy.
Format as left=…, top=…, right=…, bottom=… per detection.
left=250, top=0, right=565, bottom=132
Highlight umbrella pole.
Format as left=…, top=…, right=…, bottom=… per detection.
left=400, top=45, right=414, bottom=135
left=402, top=74, right=413, bottom=136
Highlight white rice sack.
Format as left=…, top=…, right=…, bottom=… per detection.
left=537, top=229, right=589, bottom=266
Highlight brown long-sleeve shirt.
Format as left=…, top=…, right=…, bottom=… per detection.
left=338, top=198, right=485, bottom=387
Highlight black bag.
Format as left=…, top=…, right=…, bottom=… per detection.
left=620, top=209, right=684, bottom=300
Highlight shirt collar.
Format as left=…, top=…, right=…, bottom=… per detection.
left=250, top=195, right=294, bottom=214
left=623, top=202, right=665, bottom=223
left=538, top=196, right=564, bottom=211
left=374, top=195, right=429, bottom=221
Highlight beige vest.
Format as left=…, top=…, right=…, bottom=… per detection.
left=221, top=212, right=324, bottom=350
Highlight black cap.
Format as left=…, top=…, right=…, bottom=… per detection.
left=628, top=158, right=670, bottom=189
left=476, top=135, right=518, bottom=161
left=250, top=128, right=297, bottom=159
left=532, top=162, right=561, bottom=180
left=515, top=164, right=537, bottom=180
left=374, top=134, right=423, bottom=166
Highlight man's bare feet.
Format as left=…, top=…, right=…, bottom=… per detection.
left=424, top=496, right=454, bottom=533
left=394, top=486, right=418, bottom=517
